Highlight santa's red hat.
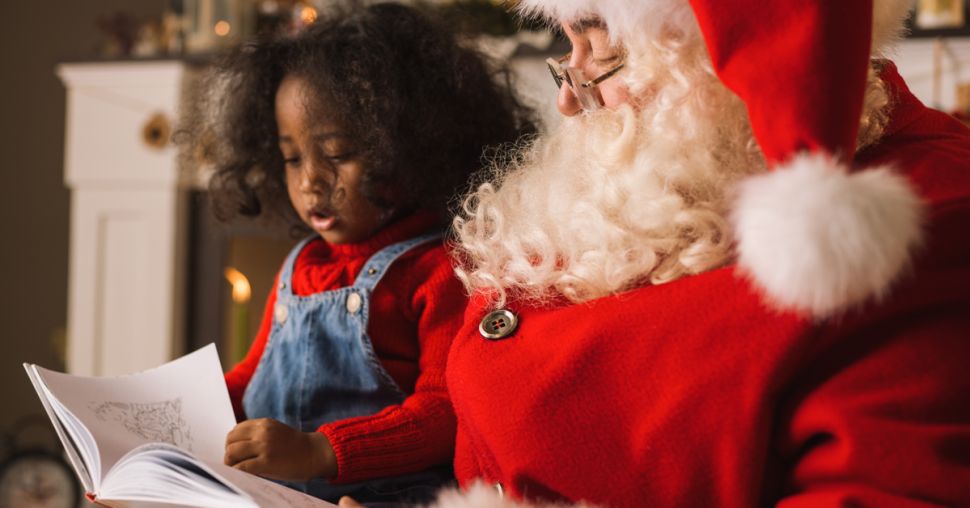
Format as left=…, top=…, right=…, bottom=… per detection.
left=516, top=0, right=924, bottom=318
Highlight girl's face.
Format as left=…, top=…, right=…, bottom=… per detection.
left=276, top=75, right=388, bottom=244
left=557, top=20, right=632, bottom=116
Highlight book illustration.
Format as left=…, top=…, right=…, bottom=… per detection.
left=88, top=398, right=193, bottom=452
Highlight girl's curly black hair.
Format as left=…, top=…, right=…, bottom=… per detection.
left=192, top=1, right=538, bottom=228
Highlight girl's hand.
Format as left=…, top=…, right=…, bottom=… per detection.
left=338, top=496, right=365, bottom=508
left=224, top=418, right=337, bottom=481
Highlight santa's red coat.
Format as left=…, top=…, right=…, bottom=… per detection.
left=446, top=64, right=970, bottom=507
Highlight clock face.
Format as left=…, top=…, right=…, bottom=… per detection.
left=0, top=452, right=79, bottom=508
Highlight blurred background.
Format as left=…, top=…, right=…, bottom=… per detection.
left=0, top=0, right=170, bottom=494
left=0, top=0, right=967, bottom=505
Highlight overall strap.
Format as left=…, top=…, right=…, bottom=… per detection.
left=352, top=232, right=443, bottom=292
left=278, top=235, right=318, bottom=297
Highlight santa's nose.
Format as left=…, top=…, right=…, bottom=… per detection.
left=557, top=82, right=582, bottom=117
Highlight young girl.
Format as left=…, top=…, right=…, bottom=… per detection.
left=194, top=3, right=535, bottom=503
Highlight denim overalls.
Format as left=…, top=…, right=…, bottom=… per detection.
left=243, top=232, right=451, bottom=503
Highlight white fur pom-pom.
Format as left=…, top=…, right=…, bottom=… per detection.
left=427, top=483, right=521, bottom=508
left=428, top=482, right=595, bottom=508
left=732, top=153, right=924, bottom=318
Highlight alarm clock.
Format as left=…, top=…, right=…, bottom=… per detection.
left=0, top=415, right=81, bottom=508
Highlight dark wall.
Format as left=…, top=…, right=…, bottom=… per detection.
left=0, top=0, right=167, bottom=444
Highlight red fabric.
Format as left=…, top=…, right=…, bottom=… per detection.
left=689, top=0, right=872, bottom=165
left=446, top=69, right=970, bottom=507
left=224, top=211, right=465, bottom=483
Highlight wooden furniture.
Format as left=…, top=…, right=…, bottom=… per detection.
left=58, top=61, right=189, bottom=376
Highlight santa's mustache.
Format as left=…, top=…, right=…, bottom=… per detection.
left=454, top=98, right=757, bottom=308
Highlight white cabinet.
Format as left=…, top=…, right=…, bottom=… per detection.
left=59, top=61, right=189, bottom=376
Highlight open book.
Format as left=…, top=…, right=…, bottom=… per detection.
left=24, top=344, right=335, bottom=508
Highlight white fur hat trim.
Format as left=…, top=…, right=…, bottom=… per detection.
left=515, top=0, right=687, bottom=45
left=515, top=0, right=914, bottom=52
left=731, top=153, right=925, bottom=318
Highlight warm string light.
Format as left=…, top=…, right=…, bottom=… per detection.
left=300, top=6, right=318, bottom=24
left=214, top=20, right=231, bottom=37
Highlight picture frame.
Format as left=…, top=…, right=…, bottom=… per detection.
left=909, top=0, right=970, bottom=37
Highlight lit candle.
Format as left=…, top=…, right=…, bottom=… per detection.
left=224, top=267, right=252, bottom=364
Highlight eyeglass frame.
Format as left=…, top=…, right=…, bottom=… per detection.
left=546, top=54, right=625, bottom=111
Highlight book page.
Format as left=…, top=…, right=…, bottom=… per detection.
left=100, top=443, right=335, bottom=507
left=29, top=344, right=236, bottom=490
left=24, top=364, right=96, bottom=493
left=102, top=443, right=250, bottom=506
left=206, top=461, right=338, bottom=508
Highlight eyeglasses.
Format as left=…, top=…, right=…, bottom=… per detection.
left=546, top=54, right=625, bottom=112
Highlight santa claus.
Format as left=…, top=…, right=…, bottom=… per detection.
left=434, top=0, right=970, bottom=507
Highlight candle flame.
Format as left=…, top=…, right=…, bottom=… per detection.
left=224, top=267, right=251, bottom=303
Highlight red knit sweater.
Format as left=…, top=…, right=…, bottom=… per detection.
left=224, top=212, right=465, bottom=484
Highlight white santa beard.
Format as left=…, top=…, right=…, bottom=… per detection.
left=454, top=76, right=761, bottom=308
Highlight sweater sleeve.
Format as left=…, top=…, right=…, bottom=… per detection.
left=776, top=203, right=970, bottom=507
left=318, top=251, right=465, bottom=484
left=224, top=275, right=279, bottom=422
left=776, top=310, right=970, bottom=507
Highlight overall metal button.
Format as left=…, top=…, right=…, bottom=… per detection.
left=346, top=292, right=363, bottom=314
left=274, top=303, right=288, bottom=324
left=479, top=309, right=518, bottom=340
left=367, top=267, right=378, bottom=276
